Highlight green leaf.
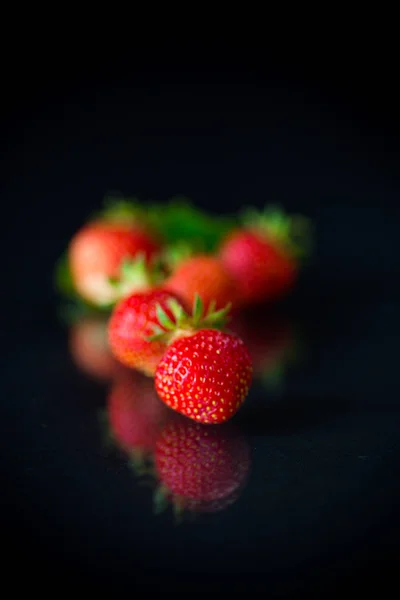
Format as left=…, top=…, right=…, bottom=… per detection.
left=206, top=299, right=217, bottom=317
left=192, top=294, right=204, bottom=324
left=148, top=196, right=237, bottom=252
left=155, top=304, right=176, bottom=331
left=166, top=298, right=185, bottom=324
left=204, top=303, right=232, bottom=326
left=149, top=324, right=165, bottom=336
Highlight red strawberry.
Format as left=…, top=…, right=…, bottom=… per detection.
left=68, top=204, right=161, bottom=307
left=69, top=315, right=120, bottom=382
left=153, top=415, right=251, bottom=515
left=108, top=288, right=187, bottom=377
left=219, top=206, right=311, bottom=306
left=164, top=254, right=237, bottom=312
left=107, top=370, right=169, bottom=454
left=153, top=296, right=253, bottom=424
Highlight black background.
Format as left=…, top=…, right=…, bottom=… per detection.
left=2, top=46, right=400, bottom=596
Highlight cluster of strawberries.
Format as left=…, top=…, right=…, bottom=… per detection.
left=58, top=196, right=310, bottom=425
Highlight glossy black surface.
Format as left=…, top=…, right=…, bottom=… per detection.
left=2, top=68, right=400, bottom=594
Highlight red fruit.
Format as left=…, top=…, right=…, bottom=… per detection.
left=220, top=230, right=296, bottom=305
left=155, top=328, right=253, bottom=424
left=154, top=416, right=251, bottom=514
left=69, top=316, right=120, bottom=382
left=164, top=254, right=237, bottom=311
left=107, top=370, right=168, bottom=453
left=219, top=207, right=310, bottom=305
left=108, top=288, right=187, bottom=377
left=69, top=221, right=160, bottom=307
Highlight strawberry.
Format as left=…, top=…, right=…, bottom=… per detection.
left=68, top=201, right=161, bottom=307
left=164, top=254, right=237, bottom=312
left=69, top=315, right=120, bottom=382
left=153, top=415, right=251, bottom=516
left=152, top=296, right=253, bottom=424
left=219, top=206, right=311, bottom=306
left=107, top=370, right=168, bottom=454
left=108, top=288, right=187, bottom=377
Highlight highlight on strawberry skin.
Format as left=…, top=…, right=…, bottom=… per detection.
left=153, top=414, right=251, bottom=518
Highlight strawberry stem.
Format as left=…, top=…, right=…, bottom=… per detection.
left=108, top=254, right=164, bottom=301
left=242, top=204, right=312, bottom=259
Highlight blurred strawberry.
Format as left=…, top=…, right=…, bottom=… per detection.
left=69, top=316, right=120, bottom=382
left=68, top=200, right=162, bottom=308
left=153, top=414, right=251, bottom=517
left=108, top=288, right=188, bottom=377
left=219, top=205, right=311, bottom=306
left=164, top=254, right=238, bottom=312
left=106, top=369, right=169, bottom=472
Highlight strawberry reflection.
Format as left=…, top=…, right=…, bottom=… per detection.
left=153, top=414, right=251, bottom=518
left=229, top=306, right=303, bottom=389
left=106, top=369, right=169, bottom=472
left=69, top=315, right=120, bottom=382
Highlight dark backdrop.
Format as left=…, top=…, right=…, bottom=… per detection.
left=1, top=53, right=399, bottom=596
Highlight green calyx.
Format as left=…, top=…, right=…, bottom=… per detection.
left=147, top=293, right=232, bottom=343
left=242, top=204, right=312, bottom=260
left=97, top=196, right=149, bottom=226
left=108, top=253, right=165, bottom=300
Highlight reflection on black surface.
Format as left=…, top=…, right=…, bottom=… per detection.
left=69, top=315, right=120, bottom=382
left=103, top=369, right=251, bottom=519
left=152, top=415, right=251, bottom=518
left=105, top=369, right=169, bottom=473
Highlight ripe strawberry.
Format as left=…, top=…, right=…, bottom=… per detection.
left=153, top=296, right=253, bottom=424
left=108, top=288, right=187, bottom=376
left=164, top=254, right=237, bottom=312
left=69, top=315, right=120, bottom=382
left=153, top=415, right=251, bottom=516
left=68, top=202, right=161, bottom=307
left=107, top=370, right=169, bottom=454
left=219, top=206, right=311, bottom=306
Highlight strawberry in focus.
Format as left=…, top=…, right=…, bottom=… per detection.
left=152, top=295, right=253, bottom=424
left=108, top=288, right=187, bottom=376
left=219, top=206, right=310, bottom=306
left=153, top=415, right=251, bottom=516
left=68, top=203, right=161, bottom=308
